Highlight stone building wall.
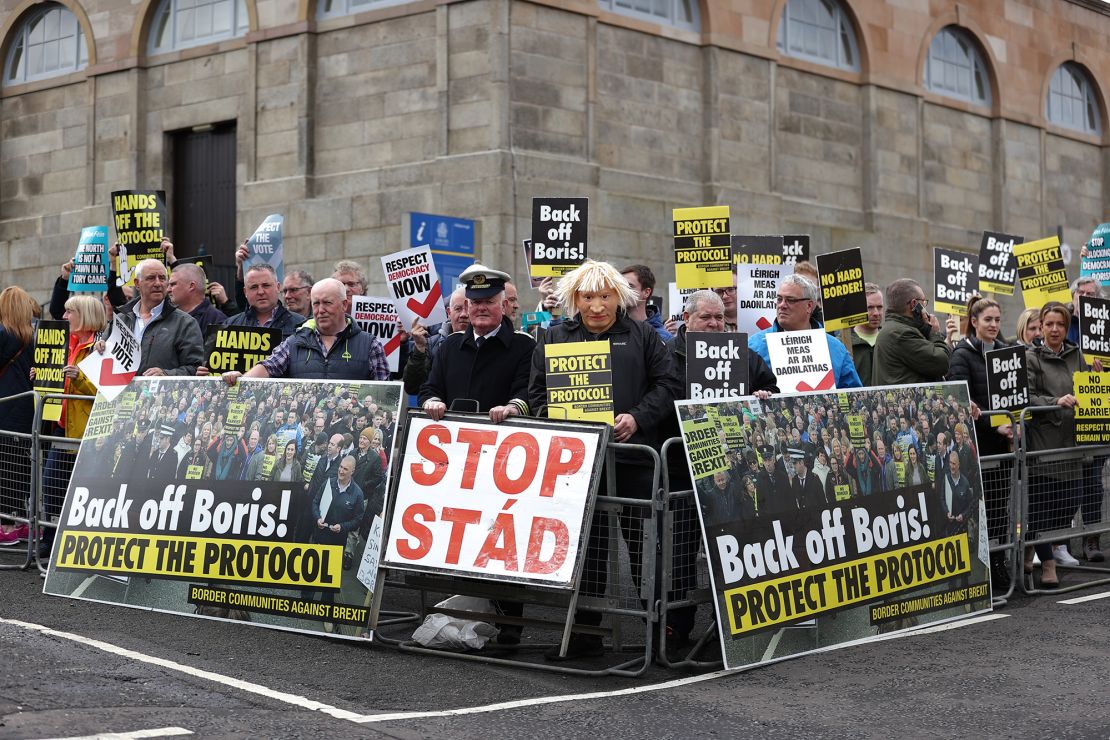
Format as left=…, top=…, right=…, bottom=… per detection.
left=1, top=0, right=1108, bottom=315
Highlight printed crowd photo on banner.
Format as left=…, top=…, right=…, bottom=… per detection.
left=44, top=377, right=404, bottom=642
left=676, top=382, right=992, bottom=670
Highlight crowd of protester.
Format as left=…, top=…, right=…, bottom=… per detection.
left=0, top=231, right=1107, bottom=657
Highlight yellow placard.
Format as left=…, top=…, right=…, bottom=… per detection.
left=1013, top=236, right=1071, bottom=308
left=674, top=205, right=732, bottom=290
left=1075, top=371, right=1110, bottom=445
left=723, top=534, right=971, bottom=635
left=544, top=340, right=615, bottom=425
left=682, top=417, right=728, bottom=481
left=54, top=530, right=343, bottom=589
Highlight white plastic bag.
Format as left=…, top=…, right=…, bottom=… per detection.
left=411, top=595, right=498, bottom=650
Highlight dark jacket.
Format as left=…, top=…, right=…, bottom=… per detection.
left=188, top=301, right=228, bottom=336
left=114, top=296, right=205, bottom=375
left=0, top=327, right=34, bottom=434
left=284, top=319, right=384, bottom=380
left=223, top=302, right=305, bottom=338
left=403, top=323, right=454, bottom=395
left=420, top=317, right=535, bottom=415
left=528, top=312, right=681, bottom=456
left=666, top=325, right=780, bottom=397
left=850, top=328, right=877, bottom=388
left=872, top=311, right=950, bottom=386
left=947, top=335, right=1017, bottom=457
left=1026, top=341, right=1087, bottom=480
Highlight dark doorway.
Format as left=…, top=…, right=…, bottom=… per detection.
left=171, top=122, right=237, bottom=288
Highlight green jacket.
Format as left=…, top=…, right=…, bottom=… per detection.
left=850, top=328, right=877, bottom=388
left=871, top=311, right=950, bottom=387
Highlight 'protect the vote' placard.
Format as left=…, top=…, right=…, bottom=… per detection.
left=244, top=214, right=284, bottom=284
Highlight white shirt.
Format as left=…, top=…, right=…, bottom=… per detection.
left=132, top=300, right=165, bottom=344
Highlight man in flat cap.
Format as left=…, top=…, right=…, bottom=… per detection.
left=419, top=263, right=537, bottom=646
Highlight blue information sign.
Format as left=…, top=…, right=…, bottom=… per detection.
left=408, top=212, right=477, bottom=293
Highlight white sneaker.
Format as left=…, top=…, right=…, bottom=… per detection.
left=1033, top=551, right=1041, bottom=566
left=1053, top=545, right=1080, bottom=566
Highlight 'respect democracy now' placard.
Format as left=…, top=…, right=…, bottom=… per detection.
left=383, top=413, right=608, bottom=587
left=44, top=377, right=404, bottom=642
left=675, top=382, right=992, bottom=671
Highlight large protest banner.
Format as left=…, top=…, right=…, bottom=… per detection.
left=44, top=377, right=404, bottom=641
left=674, top=206, right=731, bottom=290
left=765, top=329, right=836, bottom=392
left=530, top=198, right=588, bottom=278
left=351, top=296, right=402, bottom=372
left=544, top=340, right=615, bottom=425
left=33, top=320, right=69, bottom=422
left=68, top=226, right=110, bottom=293
left=933, top=247, right=979, bottom=316
left=1075, top=371, right=1110, bottom=445
left=1014, top=236, right=1070, bottom=308
left=243, top=214, right=284, bottom=284
left=205, top=326, right=282, bottom=374
left=977, top=231, right=1023, bottom=296
left=381, top=245, right=449, bottom=329
left=816, top=248, right=868, bottom=331
left=1077, top=296, right=1110, bottom=365
left=733, top=236, right=787, bottom=334
left=686, top=332, right=748, bottom=399
left=111, top=190, right=167, bottom=287
left=1081, top=223, right=1110, bottom=289
left=383, top=413, right=607, bottom=587
left=676, top=382, right=992, bottom=670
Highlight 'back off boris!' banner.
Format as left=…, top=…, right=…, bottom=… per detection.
left=1078, top=296, right=1110, bottom=365
left=977, top=231, right=1023, bottom=296
left=674, top=206, right=732, bottom=290
left=384, top=414, right=608, bottom=587
left=933, top=247, right=979, bottom=316
left=530, top=198, right=588, bottom=278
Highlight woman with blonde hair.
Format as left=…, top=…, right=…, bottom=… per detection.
left=0, top=287, right=38, bottom=545
left=1015, top=307, right=1042, bottom=347
left=38, top=295, right=108, bottom=554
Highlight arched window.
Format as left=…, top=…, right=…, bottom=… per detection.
left=4, top=3, right=88, bottom=86
left=598, top=0, right=700, bottom=32
left=317, top=0, right=412, bottom=20
left=1046, top=63, right=1101, bottom=135
left=777, top=0, right=860, bottom=72
left=148, top=0, right=248, bottom=55
left=924, top=26, right=991, bottom=106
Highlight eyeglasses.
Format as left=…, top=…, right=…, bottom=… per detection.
left=910, top=296, right=929, bottom=307
left=282, top=286, right=310, bottom=294
left=775, top=295, right=810, bottom=305
left=713, top=287, right=737, bottom=295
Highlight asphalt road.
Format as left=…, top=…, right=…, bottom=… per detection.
left=2, top=560, right=1109, bottom=740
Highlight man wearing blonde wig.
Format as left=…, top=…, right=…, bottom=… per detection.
left=528, top=260, right=682, bottom=660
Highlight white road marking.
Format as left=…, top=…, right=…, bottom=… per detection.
left=3, top=611, right=1012, bottom=728
left=0, top=618, right=370, bottom=723
left=760, top=629, right=785, bottom=662
left=37, top=727, right=193, bottom=739
left=1058, top=590, right=1110, bottom=605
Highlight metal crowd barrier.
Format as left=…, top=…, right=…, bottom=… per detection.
left=657, top=436, right=722, bottom=669
left=35, top=392, right=96, bottom=574
left=0, top=391, right=37, bottom=571
left=374, top=438, right=662, bottom=677
left=979, top=409, right=1021, bottom=607
left=1018, top=406, right=1110, bottom=595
